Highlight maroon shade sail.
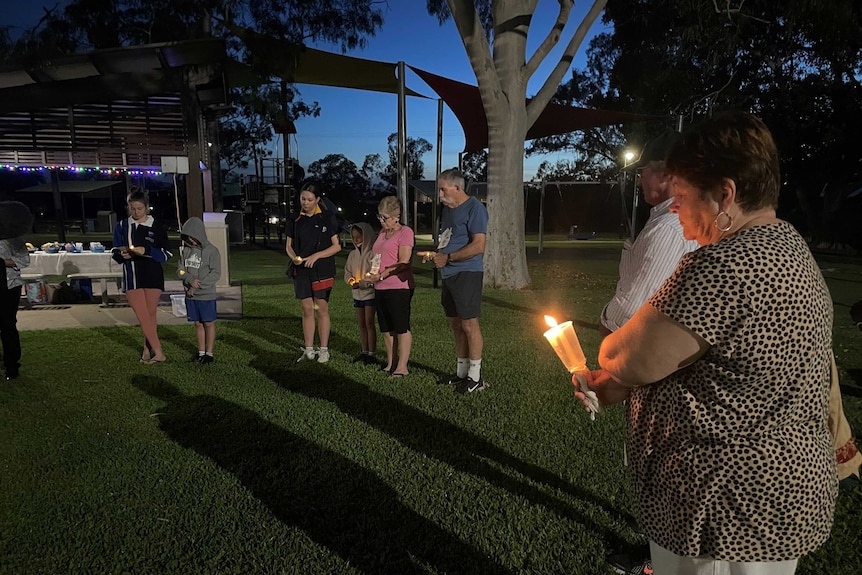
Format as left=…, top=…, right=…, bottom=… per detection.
left=409, top=66, right=662, bottom=153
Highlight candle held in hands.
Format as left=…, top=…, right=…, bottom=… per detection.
left=543, top=316, right=587, bottom=373
left=543, top=315, right=600, bottom=420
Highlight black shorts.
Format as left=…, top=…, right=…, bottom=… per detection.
left=376, top=288, right=413, bottom=334
left=441, top=272, right=483, bottom=320
left=293, top=266, right=333, bottom=301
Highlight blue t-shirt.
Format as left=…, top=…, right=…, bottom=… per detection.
left=438, top=196, right=488, bottom=278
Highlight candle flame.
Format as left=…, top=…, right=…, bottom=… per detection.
left=544, top=315, right=558, bottom=328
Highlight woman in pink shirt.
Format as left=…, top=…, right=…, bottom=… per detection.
left=367, top=196, right=415, bottom=378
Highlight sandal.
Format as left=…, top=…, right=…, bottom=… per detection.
left=388, top=372, right=409, bottom=379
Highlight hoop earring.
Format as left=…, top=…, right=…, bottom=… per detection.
left=714, top=211, right=733, bottom=233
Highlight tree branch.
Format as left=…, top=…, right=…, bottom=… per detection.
left=527, top=0, right=607, bottom=126
left=447, top=0, right=501, bottom=103
left=525, top=0, right=572, bottom=78
left=712, top=0, right=770, bottom=25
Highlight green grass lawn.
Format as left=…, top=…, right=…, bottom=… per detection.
left=2, top=244, right=861, bottom=574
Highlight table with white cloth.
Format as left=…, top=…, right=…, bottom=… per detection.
left=23, top=251, right=122, bottom=305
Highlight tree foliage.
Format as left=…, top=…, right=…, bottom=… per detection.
left=536, top=0, right=862, bottom=246
left=460, top=150, right=488, bottom=183
left=306, top=153, right=366, bottom=219
left=386, top=133, right=433, bottom=182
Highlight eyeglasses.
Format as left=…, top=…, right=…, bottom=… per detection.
left=377, top=214, right=398, bottom=222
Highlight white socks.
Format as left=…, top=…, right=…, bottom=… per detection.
left=456, top=357, right=469, bottom=378
left=468, top=359, right=482, bottom=382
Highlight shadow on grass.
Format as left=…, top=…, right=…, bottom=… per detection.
left=841, top=372, right=862, bottom=397
left=233, top=303, right=449, bottom=379
left=131, top=374, right=511, bottom=574
left=93, top=324, right=188, bottom=360
left=223, top=331, right=636, bottom=555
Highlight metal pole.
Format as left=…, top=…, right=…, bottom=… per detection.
left=433, top=98, right=443, bottom=289
left=630, top=175, right=639, bottom=242
left=538, top=182, right=546, bottom=255
left=618, top=169, right=627, bottom=239
left=397, top=61, right=408, bottom=225
left=51, top=168, right=66, bottom=243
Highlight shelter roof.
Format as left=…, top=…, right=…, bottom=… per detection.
left=409, top=67, right=663, bottom=153
left=0, top=38, right=228, bottom=170
left=17, top=180, right=121, bottom=198
left=226, top=24, right=425, bottom=97
left=227, top=26, right=666, bottom=153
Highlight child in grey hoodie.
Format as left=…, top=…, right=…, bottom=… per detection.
left=177, top=217, right=221, bottom=364
left=343, top=222, right=377, bottom=364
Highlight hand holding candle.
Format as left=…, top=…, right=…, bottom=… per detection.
left=543, top=315, right=601, bottom=420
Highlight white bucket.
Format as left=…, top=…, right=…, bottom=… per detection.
left=170, top=294, right=187, bottom=318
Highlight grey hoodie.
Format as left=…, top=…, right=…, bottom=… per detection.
left=343, top=221, right=376, bottom=301
left=177, top=217, right=221, bottom=300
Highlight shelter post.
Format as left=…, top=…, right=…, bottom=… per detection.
left=50, top=169, right=66, bottom=243
left=397, top=61, right=408, bottom=226
left=538, top=183, right=546, bottom=255
left=433, top=98, right=443, bottom=289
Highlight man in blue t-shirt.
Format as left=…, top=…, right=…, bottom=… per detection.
left=422, top=168, right=489, bottom=393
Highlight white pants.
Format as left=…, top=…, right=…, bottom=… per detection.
left=650, top=542, right=798, bottom=575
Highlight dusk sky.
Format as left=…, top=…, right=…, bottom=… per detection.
left=2, top=1, right=608, bottom=179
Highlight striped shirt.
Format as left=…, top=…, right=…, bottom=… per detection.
left=601, top=198, right=698, bottom=332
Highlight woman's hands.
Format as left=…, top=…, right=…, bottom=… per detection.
left=120, top=245, right=145, bottom=259
left=573, top=369, right=630, bottom=410
left=301, top=253, right=319, bottom=267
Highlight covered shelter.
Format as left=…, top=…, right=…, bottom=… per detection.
left=13, top=180, right=123, bottom=233
left=0, top=38, right=231, bottom=241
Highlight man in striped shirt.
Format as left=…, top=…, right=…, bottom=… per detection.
left=602, top=131, right=698, bottom=575
left=601, top=131, right=698, bottom=335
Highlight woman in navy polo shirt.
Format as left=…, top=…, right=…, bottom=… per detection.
left=285, top=182, right=341, bottom=364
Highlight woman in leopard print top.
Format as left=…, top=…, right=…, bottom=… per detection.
left=577, top=112, right=836, bottom=574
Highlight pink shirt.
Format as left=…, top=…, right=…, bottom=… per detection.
left=372, top=225, right=415, bottom=290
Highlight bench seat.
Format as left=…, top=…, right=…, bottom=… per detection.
left=67, top=272, right=123, bottom=306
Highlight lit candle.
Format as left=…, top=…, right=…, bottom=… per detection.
left=348, top=277, right=358, bottom=286
left=543, top=316, right=587, bottom=373
left=179, top=270, right=186, bottom=276
left=543, top=315, right=600, bottom=420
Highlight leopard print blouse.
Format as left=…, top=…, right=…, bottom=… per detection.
left=631, top=221, right=837, bottom=562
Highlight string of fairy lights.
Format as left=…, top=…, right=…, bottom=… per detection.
left=0, top=165, right=163, bottom=176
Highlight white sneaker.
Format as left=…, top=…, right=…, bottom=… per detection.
left=296, top=348, right=317, bottom=363
left=317, top=348, right=330, bottom=363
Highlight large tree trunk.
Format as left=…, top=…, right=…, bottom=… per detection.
left=485, top=122, right=529, bottom=289
left=481, top=1, right=531, bottom=289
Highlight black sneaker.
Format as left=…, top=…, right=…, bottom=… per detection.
left=608, top=554, right=653, bottom=575
left=187, top=354, right=203, bottom=363
left=199, top=355, right=214, bottom=365
left=437, top=374, right=466, bottom=386
left=455, top=377, right=486, bottom=394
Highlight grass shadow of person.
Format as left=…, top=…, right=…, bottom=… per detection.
left=130, top=374, right=513, bottom=575
left=92, top=324, right=187, bottom=359
left=222, top=331, right=639, bottom=554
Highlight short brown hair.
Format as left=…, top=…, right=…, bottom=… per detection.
left=666, top=112, right=780, bottom=212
